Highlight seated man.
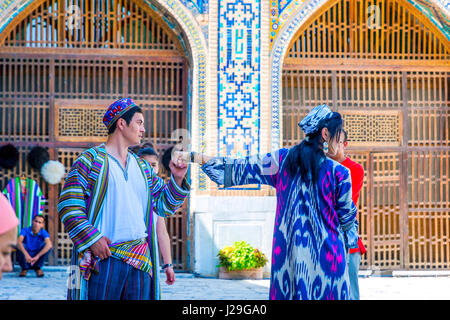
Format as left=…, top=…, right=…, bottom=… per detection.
left=16, top=215, right=52, bottom=277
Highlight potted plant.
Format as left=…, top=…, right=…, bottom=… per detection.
left=217, top=241, right=268, bottom=280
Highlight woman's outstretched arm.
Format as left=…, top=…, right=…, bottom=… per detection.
left=173, top=149, right=287, bottom=189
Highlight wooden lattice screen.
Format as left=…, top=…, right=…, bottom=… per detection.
left=0, top=0, right=182, bottom=51
left=0, top=0, right=189, bottom=269
left=282, top=0, right=449, bottom=270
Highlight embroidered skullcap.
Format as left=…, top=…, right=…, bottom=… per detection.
left=298, top=104, right=334, bottom=135
left=0, top=194, right=19, bottom=235
left=103, top=98, right=138, bottom=129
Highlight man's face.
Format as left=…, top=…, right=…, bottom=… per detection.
left=32, top=216, right=44, bottom=233
left=120, top=112, right=145, bottom=146
left=142, top=155, right=159, bottom=174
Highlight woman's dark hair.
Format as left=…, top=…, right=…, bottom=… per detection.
left=161, top=146, right=174, bottom=174
left=285, top=112, right=343, bottom=183
left=342, top=129, right=348, bottom=143
left=108, top=106, right=143, bottom=134
left=138, top=147, right=159, bottom=158
left=160, top=145, right=183, bottom=175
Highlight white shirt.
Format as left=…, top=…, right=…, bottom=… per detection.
left=96, top=153, right=149, bottom=244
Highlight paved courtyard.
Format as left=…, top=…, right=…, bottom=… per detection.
left=1, top=267, right=450, bottom=300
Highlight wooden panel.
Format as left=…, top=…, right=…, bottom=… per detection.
left=56, top=148, right=82, bottom=265
left=53, top=58, right=124, bottom=100
left=371, top=152, right=402, bottom=269
left=334, top=70, right=403, bottom=110
left=282, top=0, right=450, bottom=271
left=0, top=0, right=183, bottom=53
left=0, top=100, right=50, bottom=142
left=408, top=151, right=450, bottom=269
left=0, top=1, right=189, bottom=268
left=282, top=70, right=404, bottom=147
left=285, top=0, right=450, bottom=62
left=0, top=57, right=51, bottom=142
left=407, top=71, right=449, bottom=147
left=55, top=100, right=108, bottom=142
left=0, top=57, right=50, bottom=98
left=342, top=110, right=402, bottom=146
left=345, top=152, right=370, bottom=269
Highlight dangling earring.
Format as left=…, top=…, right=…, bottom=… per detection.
left=323, top=141, right=329, bottom=154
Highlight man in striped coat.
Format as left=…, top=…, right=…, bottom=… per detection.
left=58, top=98, right=190, bottom=300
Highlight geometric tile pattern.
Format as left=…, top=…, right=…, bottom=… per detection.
left=218, top=0, right=261, bottom=161
left=180, top=0, right=209, bottom=13
left=270, top=0, right=304, bottom=48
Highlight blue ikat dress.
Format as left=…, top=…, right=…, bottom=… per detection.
left=201, top=148, right=358, bottom=300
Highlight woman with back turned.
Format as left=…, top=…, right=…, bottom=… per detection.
left=176, top=104, right=358, bottom=300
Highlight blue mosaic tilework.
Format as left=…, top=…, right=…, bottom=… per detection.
left=218, top=0, right=261, bottom=190
left=218, top=0, right=261, bottom=160
left=180, top=0, right=209, bottom=14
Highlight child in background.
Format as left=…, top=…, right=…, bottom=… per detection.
left=138, top=147, right=176, bottom=287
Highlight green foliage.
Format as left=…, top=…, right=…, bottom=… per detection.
left=217, top=241, right=268, bottom=271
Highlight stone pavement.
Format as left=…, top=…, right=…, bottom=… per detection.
left=1, top=266, right=450, bottom=300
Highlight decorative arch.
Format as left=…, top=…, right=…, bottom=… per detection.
left=0, top=0, right=208, bottom=267
left=272, top=0, right=450, bottom=271
left=0, top=0, right=208, bottom=177
left=269, top=0, right=450, bottom=150
left=142, top=0, right=209, bottom=182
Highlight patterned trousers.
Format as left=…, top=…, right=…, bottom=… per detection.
left=87, top=256, right=152, bottom=300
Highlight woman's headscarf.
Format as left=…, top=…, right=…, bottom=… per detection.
left=298, top=104, right=334, bottom=135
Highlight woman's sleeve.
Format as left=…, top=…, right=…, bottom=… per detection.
left=335, top=166, right=358, bottom=249
left=200, top=149, right=287, bottom=188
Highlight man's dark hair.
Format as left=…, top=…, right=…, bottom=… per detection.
left=108, top=106, right=143, bottom=134
left=33, top=215, right=45, bottom=222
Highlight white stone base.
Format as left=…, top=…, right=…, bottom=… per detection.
left=192, top=196, right=276, bottom=277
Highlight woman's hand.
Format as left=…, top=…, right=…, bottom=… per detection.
left=164, top=266, right=176, bottom=285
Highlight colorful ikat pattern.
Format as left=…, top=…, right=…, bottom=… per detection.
left=201, top=148, right=357, bottom=300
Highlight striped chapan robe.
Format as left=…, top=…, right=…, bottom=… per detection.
left=58, top=144, right=190, bottom=300
left=3, top=177, right=45, bottom=234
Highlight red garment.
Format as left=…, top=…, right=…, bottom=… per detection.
left=341, top=157, right=364, bottom=207
left=349, top=238, right=367, bottom=255
left=341, top=157, right=366, bottom=255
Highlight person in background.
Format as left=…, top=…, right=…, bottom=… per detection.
left=329, top=129, right=366, bottom=300
left=16, top=215, right=52, bottom=278
left=0, top=193, right=19, bottom=280
left=129, top=141, right=155, bottom=155
left=138, top=147, right=176, bottom=288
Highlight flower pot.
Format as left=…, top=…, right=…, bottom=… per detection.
left=218, top=267, right=263, bottom=280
